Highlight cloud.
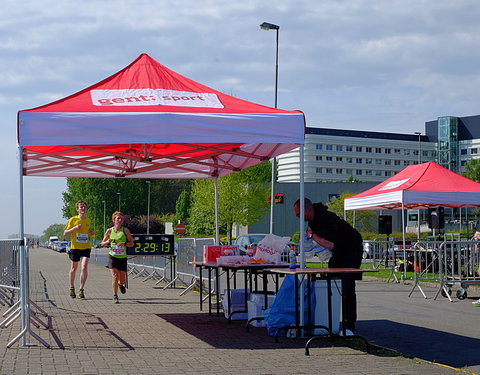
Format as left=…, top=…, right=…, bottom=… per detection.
left=2, top=0, right=480, bottom=236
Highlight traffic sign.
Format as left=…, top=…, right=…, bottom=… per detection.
left=175, top=223, right=186, bottom=234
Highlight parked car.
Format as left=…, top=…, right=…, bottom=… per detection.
left=56, top=241, right=69, bottom=253
left=362, top=241, right=391, bottom=260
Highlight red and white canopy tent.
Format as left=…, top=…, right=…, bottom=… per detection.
left=15, top=53, right=306, bottom=347
left=18, top=53, right=304, bottom=179
left=344, top=161, right=480, bottom=279
left=344, top=161, right=480, bottom=211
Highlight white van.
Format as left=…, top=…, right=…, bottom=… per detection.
left=48, top=236, right=59, bottom=249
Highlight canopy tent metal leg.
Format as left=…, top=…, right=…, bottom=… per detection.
left=11, top=146, right=50, bottom=348
left=214, top=176, right=220, bottom=245
left=299, top=145, right=305, bottom=330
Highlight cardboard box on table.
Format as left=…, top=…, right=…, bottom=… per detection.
left=202, top=245, right=239, bottom=262
left=247, top=293, right=276, bottom=327
left=222, top=288, right=250, bottom=320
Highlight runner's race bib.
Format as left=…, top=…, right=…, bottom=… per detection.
left=76, top=233, right=89, bottom=243
left=111, top=245, right=124, bottom=256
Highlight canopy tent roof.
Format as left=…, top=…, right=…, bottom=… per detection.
left=344, top=161, right=480, bottom=210
left=17, top=53, right=305, bottom=179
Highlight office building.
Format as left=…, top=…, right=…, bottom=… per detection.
left=277, top=115, right=480, bottom=182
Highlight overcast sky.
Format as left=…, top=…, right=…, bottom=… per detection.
left=2, top=0, right=480, bottom=238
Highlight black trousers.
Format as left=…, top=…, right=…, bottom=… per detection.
left=328, top=244, right=363, bottom=331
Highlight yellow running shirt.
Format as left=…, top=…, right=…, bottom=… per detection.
left=64, top=216, right=92, bottom=250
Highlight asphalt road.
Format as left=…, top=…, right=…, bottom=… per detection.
left=355, top=278, right=480, bottom=374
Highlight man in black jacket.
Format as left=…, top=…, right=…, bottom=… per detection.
left=294, top=198, right=363, bottom=333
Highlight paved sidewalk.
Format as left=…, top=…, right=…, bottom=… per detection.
left=0, top=247, right=472, bottom=374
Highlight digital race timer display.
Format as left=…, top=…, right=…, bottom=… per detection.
left=126, top=234, right=175, bottom=256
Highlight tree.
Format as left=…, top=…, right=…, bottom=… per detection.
left=41, top=224, right=66, bottom=242
left=175, top=190, right=191, bottom=222
left=62, top=178, right=192, bottom=239
left=326, top=192, right=376, bottom=232
left=188, top=162, right=271, bottom=241
left=462, top=159, right=480, bottom=222
left=462, top=159, right=480, bottom=182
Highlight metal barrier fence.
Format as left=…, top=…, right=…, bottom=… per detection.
left=126, top=238, right=217, bottom=296
left=175, top=238, right=215, bottom=295
left=404, top=240, right=480, bottom=300
left=0, top=239, right=20, bottom=307
left=434, top=240, right=480, bottom=301
left=0, top=240, right=49, bottom=348
left=361, top=239, right=402, bottom=282
left=128, top=254, right=175, bottom=287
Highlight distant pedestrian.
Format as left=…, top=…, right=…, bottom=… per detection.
left=293, top=198, right=363, bottom=333
left=101, top=211, right=134, bottom=304
left=64, top=200, right=94, bottom=299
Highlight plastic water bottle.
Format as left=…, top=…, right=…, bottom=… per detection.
left=289, top=248, right=297, bottom=269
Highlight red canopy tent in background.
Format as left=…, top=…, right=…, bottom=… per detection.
left=344, top=161, right=480, bottom=210
left=344, top=161, right=480, bottom=280
left=14, top=53, right=306, bottom=347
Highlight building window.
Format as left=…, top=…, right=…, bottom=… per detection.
left=336, top=168, right=343, bottom=174
left=316, top=156, right=323, bottom=161
left=471, top=148, right=478, bottom=155
left=375, top=170, right=382, bottom=176
left=365, top=147, right=372, bottom=153
left=336, top=157, right=343, bottom=162
left=326, top=156, right=333, bottom=161
left=404, top=149, right=410, bottom=155
left=316, top=167, right=322, bottom=173
left=326, top=168, right=333, bottom=174
left=356, top=146, right=362, bottom=152
left=336, top=145, right=343, bottom=151
left=404, top=161, right=409, bottom=166
left=385, top=160, right=391, bottom=165
left=316, top=144, right=323, bottom=150
left=375, top=147, right=382, bottom=153
left=346, top=146, right=353, bottom=152
left=346, top=169, right=353, bottom=175
left=461, top=160, right=467, bottom=166
left=356, top=158, right=362, bottom=164
left=347, top=157, right=353, bottom=163
left=375, top=159, right=382, bottom=165
left=394, top=160, right=401, bottom=166
left=385, top=148, right=391, bottom=154
left=365, top=158, right=372, bottom=164
left=326, top=144, right=333, bottom=151
left=366, top=170, right=372, bottom=176
left=394, top=148, right=401, bottom=154
left=356, top=170, right=362, bottom=175
left=385, top=171, right=392, bottom=176
left=461, top=149, right=467, bottom=155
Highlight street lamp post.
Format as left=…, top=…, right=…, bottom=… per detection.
left=117, top=192, right=121, bottom=211
left=260, top=22, right=279, bottom=108
left=260, top=21, right=280, bottom=234
left=102, top=200, right=106, bottom=236
left=146, top=181, right=151, bottom=234
left=414, top=132, right=422, bottom=239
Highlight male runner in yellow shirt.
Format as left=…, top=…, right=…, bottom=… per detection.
left=64, top=200, right=94, bottom=299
